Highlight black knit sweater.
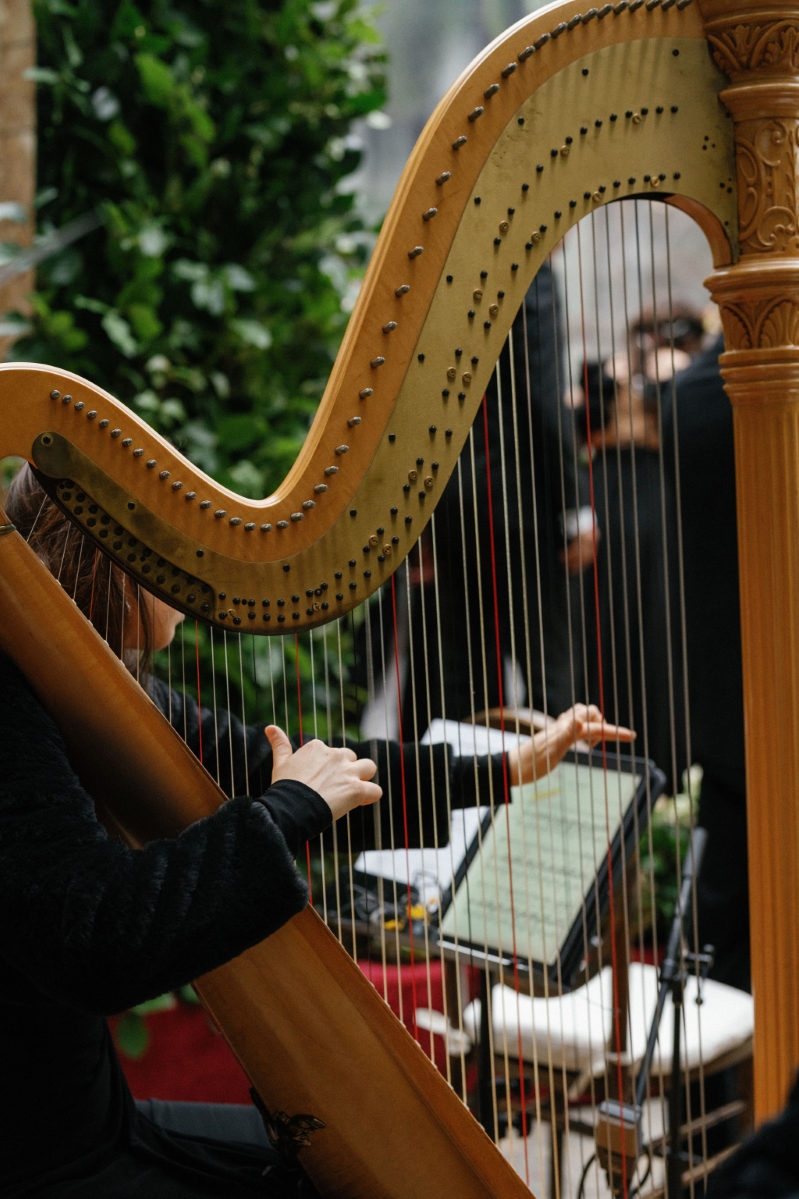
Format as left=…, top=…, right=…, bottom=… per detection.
left=0, top=654, right=505, bottom=1195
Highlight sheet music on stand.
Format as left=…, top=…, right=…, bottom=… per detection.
left=355, top=721, right=664, bottom=986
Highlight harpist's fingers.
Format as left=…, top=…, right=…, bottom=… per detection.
left=584, top=722, right=635, bottom=744
left=353, top=756, right=378, bottom=780
left=338, top=746, right=358, bottom=762
left=357, top=780, right=383, bottom=806
left=265, top=725, right=293, bottom=769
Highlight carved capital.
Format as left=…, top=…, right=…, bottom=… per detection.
left=708, top=259, right=799, bottom=350
left=718, top=292, right=799, bottom=347
left=708, top=18, right=799, bottom=78
left=735, top=117, right=799, bottom=253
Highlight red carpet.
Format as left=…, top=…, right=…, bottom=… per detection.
left=112, top=961, right=450, bottom=1102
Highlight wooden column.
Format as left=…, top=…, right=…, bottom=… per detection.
left=0, top=0, right=34, bottom=359
left=699, top=0, right=799, bottom=1121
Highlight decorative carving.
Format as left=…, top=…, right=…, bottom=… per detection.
left=709, top=19, right=799, bottom=77
left=735, top=118, right=799, bottom=254
left=717, top=293, right=799, bottom=349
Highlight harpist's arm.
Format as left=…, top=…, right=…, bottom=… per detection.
left=0, top=655, right=329, bottom=1015
left=147, top=676, right=505, bottom=850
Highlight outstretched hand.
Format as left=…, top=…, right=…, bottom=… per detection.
left=507, top=704, right=635, bottom=787
left=265, top=726, right=382, bottom=822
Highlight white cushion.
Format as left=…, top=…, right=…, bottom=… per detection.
left=462, top=963, right=753, bottom=1077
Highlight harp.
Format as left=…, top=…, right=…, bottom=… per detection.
left=0, top=0, right=794, bottom=1193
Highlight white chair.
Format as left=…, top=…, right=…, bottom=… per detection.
left=461, top=963, right=753, bottom=1092
left=418, top=964, right=753, bottom=1197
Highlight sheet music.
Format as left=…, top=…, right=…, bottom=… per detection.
left=439, top=757, right=641, bottom=968
left=354, top=719, right=528, bottom=909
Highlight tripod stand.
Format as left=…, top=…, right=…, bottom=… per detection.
left=592, top=827, right=712, bottom=1198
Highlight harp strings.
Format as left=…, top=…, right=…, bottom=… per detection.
left=144, top=197, right=713, bottom=1195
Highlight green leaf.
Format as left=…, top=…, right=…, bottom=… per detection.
left=227, top=458, right=265, bottom=497
left=115, top=1011, right=150, bottom=1059
left=132, top=991, right=177, bottom=1015
left=230, top=318, right=271, bottom=349
left=135, top=53, right=175, bottom=107
left=217, top=412, right=266, bottom=453
left=223, top=264, right=256, bottom=292
left=101, top=309, right=137, bottom=357
left=24, top=67, right=60, bottom=85
left=127, top=302, right=163, bottom=342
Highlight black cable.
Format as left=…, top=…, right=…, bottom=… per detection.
left=576, top=1151, right=597, bottom=1199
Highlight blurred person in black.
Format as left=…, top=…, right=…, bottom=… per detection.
left=356, top=263, right=591, bottom=742
left=578, top=306, right=704, bottom=794
left=661, top=329, right=748, bottom=993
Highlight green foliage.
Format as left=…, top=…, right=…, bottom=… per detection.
left=18, top=0, right=385, bottom=504
left=115, top=1009, right=151, bottom=1059
left=155, top=611, right=366, bottom=743
left=639, top=771, right=700, bottom=941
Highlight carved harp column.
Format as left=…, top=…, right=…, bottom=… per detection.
left=701, top=0, right=799, bottom=1121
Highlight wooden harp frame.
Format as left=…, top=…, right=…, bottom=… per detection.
left=1, top=0, right=799, bottom=1191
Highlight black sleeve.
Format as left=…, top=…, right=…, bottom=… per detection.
left=0, top=656, right=314, bottom=1016
left=147, top=677, right=507, bottom=851
left=257, top=781, right=332, bottom=858
left=146, top=674, right=272, bottom=801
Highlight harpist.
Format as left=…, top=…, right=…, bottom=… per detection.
left=0, top=465, right=630, bottom=1197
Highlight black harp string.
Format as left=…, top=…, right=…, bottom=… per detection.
left=179, top=612, right=188, bottom=742
left=570, top=211, right=618, bottom=1194
left=401, top=542, right=434, bottom=1050
left=429, top=509, right=467, bottom=1094
left=236, top=633, right=250, bottom=797
left=518, top=282, right=553, bottom=1182
left=578, top=211, right=617, bottom=1194
left=632, top=202, right=678, bottom=1160
left=663, top=202, right=710, bottom=1179
left=585, top=211, right=620, bottom=1185
left=591, top=205, right=641, bottom=1177
left=493, top=343, right=533, bottom=1174
left=619, top=202, right=672, bottom=1153
left=351, top=608, right=373, bottom=977
left=362, top=594, right=387, bottom=999
left=376, top=580, right=402, bottom=1008
left=210, top=628, right=222, bottom=788
left=334, top=615, right=358, bottom=964
left=309, top=625, right=330, bottom=927
left=488, top=360, right=518, bottom=1158
left=556, top=229, right=591, bottom=1199
left=322, top=619, right=344, bottom=947
left=413, top=523, right=449, bottom=1073
left=465, top=421, right=503, bottom=1145
left=602, top=200, right=647, bottom=1098
left=251, top=634, right=264, bottom=799
left=24, top=491, right=48, bottom=545
left=652, top=201, right=695, bottom=1194
left=646, top=204, right=689, bottom=1160
left=222, top=630, right=236, bottom=791
left=72, top=533, right=86, bottom=604
left=537, top=249, right=575, bottom=1192
left=120, top=571, right=126, bottom=661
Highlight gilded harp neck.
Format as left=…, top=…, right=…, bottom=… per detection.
left=0, top=0, right=734, bottom=633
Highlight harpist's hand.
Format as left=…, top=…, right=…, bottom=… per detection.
left=507, top=704, right=635, bottom=787
left=266, top=726, right=382, bottom=821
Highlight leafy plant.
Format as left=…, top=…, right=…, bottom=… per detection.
left=15, top=0, right=386, bottom=729
left=19, top=0, right=385, bottom=504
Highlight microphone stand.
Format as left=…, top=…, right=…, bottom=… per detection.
left=594, top=827, right=711, bottom=1199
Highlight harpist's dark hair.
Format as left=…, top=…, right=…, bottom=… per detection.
left=4, top=464, right=151, bottom=665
